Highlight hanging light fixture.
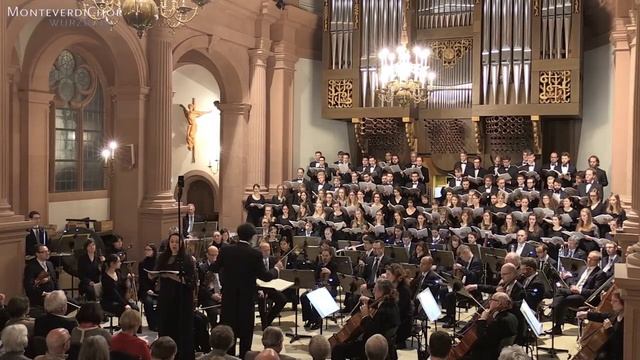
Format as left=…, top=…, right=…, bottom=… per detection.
left=78, top=0, right=211, bottom=38
left=377, top=1, right=436, bottom=107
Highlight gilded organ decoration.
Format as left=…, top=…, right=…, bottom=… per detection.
left=430, top=39, right=472, bottom=68
left=539, top=70, right=571, bottom=104
left=327, top=79, right=354, bottom=108
left=324, top=0, right=329, bottom=31
left=353, top=0, right=359, bottom=30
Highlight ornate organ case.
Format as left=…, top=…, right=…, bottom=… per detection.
left=322, top=0, right=583, bottom=175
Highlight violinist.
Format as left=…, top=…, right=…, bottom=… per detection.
left=471, top=292, right=519, bottom=360
left=197, top=246, right=222, bottom=328
left=576, top=289, right=624, bottom=360
left=385, top=264, right=413, bottom=349
left=138, top=243, right=159, bottom=332
left=257, top=242, right=287, bottom=330
left=77, top=239, right=104, bottom=301
left=101, top=254, right=138, bottom=317
left=106, top=235, right=127, bottom=260
left=23, top=244, right=58, bottom=308
left=301, top=249, right=339, bottom=330
left=331, top=279, right=401, bottom=360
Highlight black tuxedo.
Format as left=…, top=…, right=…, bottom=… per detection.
left=522, top=273, right=546, bottom=309
left=25, top=228, right=48, bottom=256
left=498, top=165, right=519, bottom=184
left=257, top=256, right=287, bottom=329
left=410, top=165, right=430, bottom=183
left=562, top=247, right=587, bottom=261
left=212, top=241, right=278, bottom=357
left=403, top=181, right=426, bottom=197
left=23, top=258, right=57, bottom=307
left=410, top=270, right=444, bottom=302
left=594, top=168, right=609, bottom=187
left=578, top=182, right=603, bottom=197
left=518, top=163, right=542, bottom=175
left=311, top=181, right=333, bottom=193
left=289, top=178, right=311, bottom=191
left=197, top=260, right=222, bottom=327
left=453, top=161, right=471, bottom=175
left=34, top=313, right=77, bottom=337
left=182, top=214, right=204, bottom=237
left=509, top=242, right=537, bottom=258
left=601, top=254, right=622, bottom=278
left=465, top=167, right=487, bottom=179
left=552, top=266, right=607, bottom=329
left=362, top=255, right=392, bottom=285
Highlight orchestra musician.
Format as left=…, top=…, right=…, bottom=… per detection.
left=106, top=235, right=127, bottom=260
left=301, top=248, right=339, bottom=330
left=576, top=289, right=624, bottom=360
left=23, top=244, right=58, bottom=309
left=101, top=254, right=138, bottom=317
left=331, top=279, right=401, bottom=360
left=257, top=242, right=287, bottom=330
left=441, top=245, right=482, bottom=328
left=138, top=243, right=159, bottom=332
left=410, top=256, right=444, bottom=305
left=360, top=241, right=392, bottom=287
left=384, top=264, right=413, bottom=349
left=153, top=232, right=197, bottom=360
left=25, top=210, right=48, bottom=256
left=470, top=292, right=519, bottom=360
left=197, top=246, right=222, bottom=328
left=77, top=238, right=104, bottom=301
left=182, top=203, right=204, bottom=238
left=548, top=251, right=607, bottom=335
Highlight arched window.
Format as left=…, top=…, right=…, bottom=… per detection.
left=49, top=50, right=105, bottom=192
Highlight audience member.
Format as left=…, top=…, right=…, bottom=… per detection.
left=244, top=327, right=295, bottom=360
left=308, top=335, right=330, bottom=360
left=498, top=345, right=530, bottom=360
left=428, top=331, right=452, bottom=360
left=364, top=334, right=388, bottom=360
left=78, top=335, right=109, bottom=360
left=70, top=302, right=111, bottom=345
left=33, top=291, right=77, bottom=337
left=34, top=328, right=71, bottom=360
left=0, top=324, right=30, bottom=360
left=151, top=336, right=178, bottom=360
left=197, top=325, right=240, bottom=360
left=110, top=309, right=151, bottom=360
left=4, top=296, right=34, bottom=337
left=254, top=349, right=279, bottom=360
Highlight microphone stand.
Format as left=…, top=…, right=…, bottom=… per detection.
left=176, top=176, right=190, bottom=358
left=537, top=263, right=569, bottom=355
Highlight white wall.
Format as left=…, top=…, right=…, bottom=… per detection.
left=578, top=44, right=612, bottom=195
left=293, top=58, right=351, bottom=169
left=171, top=64, right=221, bottom=187
left=49, top=198, right=109, bottom=230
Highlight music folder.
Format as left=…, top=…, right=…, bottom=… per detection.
left=416, top=288, right=442, bottom=322
left=256, top=278, right=294, bottom=292
left=306, top=287, right=339, bottom=319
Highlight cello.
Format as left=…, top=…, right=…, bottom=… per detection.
left=570, top=284, right=618, bottom=360
left=328, top=296, right=383, bottom=347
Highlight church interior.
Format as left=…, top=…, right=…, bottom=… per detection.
left=1, top=0, right=640, bottom=359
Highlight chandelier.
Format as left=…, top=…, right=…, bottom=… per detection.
left=376, top=2, right=435, bottom=107
left=78, top=0, right=211, bottom=38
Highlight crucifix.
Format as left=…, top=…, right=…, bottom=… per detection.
left=179, top=98, right=211, bottom=163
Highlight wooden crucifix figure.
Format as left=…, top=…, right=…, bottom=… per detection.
left=179, top=98, right=211, bottom=163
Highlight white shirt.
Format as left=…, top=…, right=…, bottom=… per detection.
left=561, top=164, right=569, bottom=174
left=515, top=242, right=526, bottom=256
left=38, top=259, right=48, bottom=271
left=602, top=255, right=617, bottom=273
left=576, top=266, right=596, bottom=292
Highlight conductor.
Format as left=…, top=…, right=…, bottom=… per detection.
left=213, top=223, right=282, bottom=358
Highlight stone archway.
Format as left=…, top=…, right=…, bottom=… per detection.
left=182, top=170, right=219, bottom=222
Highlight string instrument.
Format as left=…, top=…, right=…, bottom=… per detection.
left=571, top=283, right=618, bottom=360
left=446, top=300, right=493, bottom=360
left=122, top=260, right=138, bottom=303
left=329, top=296, right=384, bottom=347
left=34, top=270, right=50, bottom=286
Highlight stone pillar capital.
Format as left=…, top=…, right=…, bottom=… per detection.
left=109, top=86, right=150, bottom=101
left=18, top=89, right=54, bottom=104
left=215, top=102, right=252, bottom=120
left=249, top=47, right=271, bottom=67
left=272, top=42, right=298, bottom=70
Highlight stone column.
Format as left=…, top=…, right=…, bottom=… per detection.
left=19, top=90, right=54, bottom=221
left=139, top=25, right=180, bottom=244
left=267, top=41, right=298, bottom=190
left=216, top=102, right=251, bottom=228
left=246, top=47, right=270, bottom=191
left=110, top=85, right=148, bottom=260
left=0, top=4, right=14, bottom=220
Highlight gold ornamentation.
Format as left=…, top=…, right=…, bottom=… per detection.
left=574, top=0, right=580, bottom=13
left=430, top=39, right=472, bottom=68
left=403, top=117, right=418, bottom=152
left=533, top=0, right=540, bottom=16
left=531, top=116, right=542, bottom=155
left=472, top=117, right=482, bottom=153
left=327, top=79, right=354, bottom=108
left=539, top=71, right=571, bottom=104
left=353, top=0, right=359, bottom=30
left=323, top=0, right=329, bottom=31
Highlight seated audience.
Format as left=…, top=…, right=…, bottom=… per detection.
left=307, top=335, right=331, bottom=360
left=34, top=328, right=71, bottom=360
left=34, top=291, right=77, bottom=337
left=254, top=349, right=279, bottom=360
left=428, top=331, right=452, bottom=360
left=151, top=336, right=178, bottom=360
left=78, top=336, right=109, bottom=360
left=4, top=296, right=35, bottom=337
left=498, top=345, right=530, bottom=360
left=0, top=324, right=30, bottom=360
left=197, top=325, right=240, bottom=360
left=70, top=302, right=111, bottom=346
left=364, top=334, right=388, bottom=360
left=110, top=309, right=151, bottom=360
left=244, top=327, right=296, bottom=360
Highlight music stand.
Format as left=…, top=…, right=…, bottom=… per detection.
left=306, top=246, right=321, bottom=262
left=307, top=287, right=340, bottom=335
left=431, top=250, right=455, bottom=269
left=400, top=263, right=419, bottom=276
left=334, top=256, right=353, bottom=275
left=337, top=240, right=351, bottom=249
left=280, top=269, right=316, bottom=343
left=390, top=247, right=410, bottom=263
left=343, top=250, right=365, bottom=267
left=417, top=288, right=442, bottom=323
left=292, top=236, right=321, bottom=248
left=559, top=257, right=587, bottom=275
left=480, top=247, right=505, bottom=282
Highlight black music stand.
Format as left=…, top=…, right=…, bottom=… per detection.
left=337, top=274, right=365, bottom=316
left=306, top=246, right=321, bottom=263
left=280, top=269, right=316, bottom=343
left=334, top=256, right=353, bottom=276
left=537, top=263, right=569, bottom=355
left=559, top=257, right=587, bottom=276
left=292, top=236, right=321, bottom=248
left=389, top=246, right=410, bottom=263
left=480, top=247, right=506, bottom=284
left=342, top=250, right=365, bottom=268
left=431, top=250, right=455, bottom=269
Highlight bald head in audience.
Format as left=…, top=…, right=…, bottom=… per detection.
left=365, top=334, right=388, bottom=360
left=255, top=349, right=280, bottom=360
left=45, top=328, right=71, bottom=356
left=308, top=335, right=331, bottom=360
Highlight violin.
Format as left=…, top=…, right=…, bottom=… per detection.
left=34, top=270, right=50, bottom=286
